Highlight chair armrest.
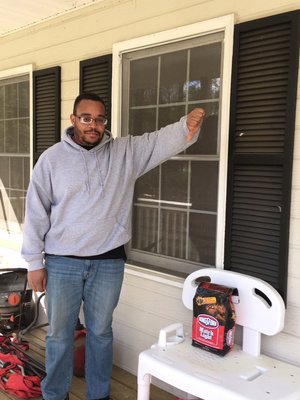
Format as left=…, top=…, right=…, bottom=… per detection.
left=156, top=322, right=185, bottom=349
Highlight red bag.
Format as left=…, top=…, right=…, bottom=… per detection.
left=192, top=281, right=238, bottom=356
left=0, top=353, right=42, bottom=398
left=73, top=329, right=86, bottom=377
left=1, top=374, right=42, bottom=399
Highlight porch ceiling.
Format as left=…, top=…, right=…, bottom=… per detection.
left=0, top=0, right=105, bottom=37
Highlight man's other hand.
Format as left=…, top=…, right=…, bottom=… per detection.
left=28, top=268, right=47, bottom=292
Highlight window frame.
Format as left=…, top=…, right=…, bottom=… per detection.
left=112, top=14, right=234, bottom=272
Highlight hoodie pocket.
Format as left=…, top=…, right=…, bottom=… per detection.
left=59, top=216, right=128, bottom=252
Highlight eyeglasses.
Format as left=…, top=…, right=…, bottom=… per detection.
left=75, top=115, right=108, bottom=126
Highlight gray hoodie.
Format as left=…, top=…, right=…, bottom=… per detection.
left=21, top=116, right=198, bottom=271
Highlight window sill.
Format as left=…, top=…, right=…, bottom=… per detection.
left=125, top=261, right=185, bottom=288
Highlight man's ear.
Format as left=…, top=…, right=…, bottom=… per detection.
left=70, top=114, right=75, bottom=125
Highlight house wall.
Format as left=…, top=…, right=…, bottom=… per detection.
left=1, top=0, right=299, bottom=393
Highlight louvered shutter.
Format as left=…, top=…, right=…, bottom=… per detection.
left=225, top=11, right=300, bottom=300
left=80, top=55, right=112, bottom=131
left=33, top=67, right=61, bottom=164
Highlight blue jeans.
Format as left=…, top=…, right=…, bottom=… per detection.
left=42, top=255, right=125, bottom=400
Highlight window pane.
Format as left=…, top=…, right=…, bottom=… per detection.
left=132, top=206, right=158, bottom=253
left=10, top=157, right=23, bottom=189
left=129, top=108, right=156, bottom=135
left=5, top=120, right=18, bottom=153
left=188, top=213, right=216, bottom=264
left=190, top=161, right=218, bottom=212
left=134, top=168, right=159, bottom=202
left=0, top=156, right=9, bottom=187
left=160, top=50, right=187, bottom=104
left=0, top=120, right=4, bottom=152
left=19, top=118, right=30, bottom=153
left=5, top=84, right=18, bottom=118
left=19, top=81, right=29, bottom=118
left=189, top=42, right=221, bottom=100
left=158, top=105, right=186, bottom=128
left=160, top=209, right=187, bottom=258
left=0, top=86, right=4, bottom=119
left=130, top=57, right=158, bottom=106
left=161, top=160, right=188, bottom=204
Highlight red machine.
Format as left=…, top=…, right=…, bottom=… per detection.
left=0, top=268, right=34, bottom=333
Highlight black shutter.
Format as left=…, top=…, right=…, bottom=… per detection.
left=80, top=55, right=112, bottom=131
left=225, top=11, right=300, bottom=301
left=33, top=67, right=61, bottom=164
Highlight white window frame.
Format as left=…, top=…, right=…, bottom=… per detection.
left=112, top=15, right=234, bottom=271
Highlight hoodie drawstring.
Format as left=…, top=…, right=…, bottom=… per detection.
left=80, top=149, right=91, bottom=193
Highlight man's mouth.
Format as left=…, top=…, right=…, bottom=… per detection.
left=85, top=130, right=100, bottom=136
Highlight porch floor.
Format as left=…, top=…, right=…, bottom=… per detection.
left=0, top=328, right=174, bottom=400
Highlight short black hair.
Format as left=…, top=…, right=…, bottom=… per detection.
left=73, top=92, right=106, bottom=114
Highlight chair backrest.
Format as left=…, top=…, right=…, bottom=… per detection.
left=182, top=268, right=285, bottom=356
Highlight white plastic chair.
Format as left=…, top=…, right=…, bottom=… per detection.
left=137, top=268, right=300, bottom=400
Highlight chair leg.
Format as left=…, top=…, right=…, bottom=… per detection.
left=137, top=373, right=151, bottom=400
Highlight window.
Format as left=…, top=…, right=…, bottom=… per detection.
left=0, top=67, right=31, bottom=234
left=113, top=15, right=234, bottom=274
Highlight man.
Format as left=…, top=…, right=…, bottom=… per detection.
left=21, top=92, right=205, bottom=400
